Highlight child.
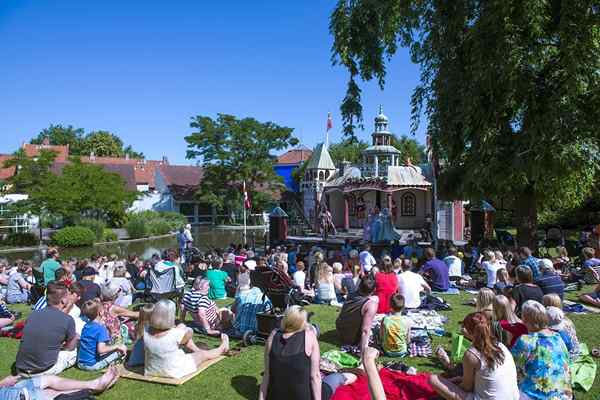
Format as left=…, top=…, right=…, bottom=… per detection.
left=493, top=268, right=511, bottom=294
left=475, top=287, right=495, bottom=320
left=126, top=303, right=155, bottom=367
left=78, top=299, right=127, bottom=371
left=380, top=294, right=412, bottom=357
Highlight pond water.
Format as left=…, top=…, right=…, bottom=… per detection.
left=0, top=226, right=267, bottom=263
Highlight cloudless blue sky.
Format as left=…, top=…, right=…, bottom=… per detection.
left=0, top=1, right=425, bottom=164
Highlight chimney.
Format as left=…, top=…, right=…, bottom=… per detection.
left=42, top=137, right=50, bottom=146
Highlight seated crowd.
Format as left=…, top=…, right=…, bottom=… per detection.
left=0, top=237, right=597, bottom=400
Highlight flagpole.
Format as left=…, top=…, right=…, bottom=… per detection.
left=243, top=181, right=247, bottom=246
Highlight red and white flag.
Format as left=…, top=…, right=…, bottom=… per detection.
left=243, top=181, right=251, bottom=209
left=326, top=112, right=333, bottom=131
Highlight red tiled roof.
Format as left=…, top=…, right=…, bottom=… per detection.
left=277, top=148, right=313, bottom=165
left=22, top=143, right=69, bottom=162
left=0, top=155, right=15, bottom=181
left=50, top=162, right=138, bottom=192
left=80, top=156, right=165, bottom=189
left=157, top=165, right=203, bottom=187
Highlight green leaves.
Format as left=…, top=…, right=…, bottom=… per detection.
left=185, top=113, right=297, bottom=211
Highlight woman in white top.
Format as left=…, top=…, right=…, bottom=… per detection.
left=144, top=299, right=229, bottom=379
left=110, top=265, right=134, bottom=308
left=315, top=264, right=336, bottom=304
left=429, top=311, right=520, bottom=400
left=481, top=250, right=502, bottom=289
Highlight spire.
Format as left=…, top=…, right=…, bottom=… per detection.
left=379, top=104, right=383, bottom=114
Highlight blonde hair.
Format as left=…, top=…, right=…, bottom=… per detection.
left=332, top=262, right=343, bottom=273
left=496, top=268, right=509, bottom=283
left=318, top=262, right=332, bottom=282
left=522, top=300, right=549, bottom=331
left=476, top=288, right=495, bottom=312
left=494, top=251, right=504, bottom=261
left=493, top=295, right=519, bottom=323
left=483, top=250, right=495, bottom=261
left=557, top=246, right=568, bottom=258
left=136, top=303, right=155, bottom=338
left=150, top=299, right=176, bottom=331
left=281, top=305, right=307, bottom=333
left=542, top=293, right=562, bottom=308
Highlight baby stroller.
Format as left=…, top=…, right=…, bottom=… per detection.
left=242, top=266, right=315, bottom=346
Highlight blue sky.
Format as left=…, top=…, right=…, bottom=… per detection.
left=0, top=1, right=425, bottom=164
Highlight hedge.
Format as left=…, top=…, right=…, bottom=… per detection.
left=3, top=232, right=38, bottom=247
left=78, top=218, right=106, bottom=241
left=102, top=228, right=118, bottom=242
left=52, top=226, right=96, bottom=247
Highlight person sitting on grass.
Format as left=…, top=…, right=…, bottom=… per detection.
left=144, top=299, right=229, bottom=379
left=582, top=246, right=600, bottom=268
left=110, top=265, right=134, bottom=308
left=0, top=301, right=16, bottom=329
left=475, top=287, right=495, bottom=321
left=205, top=257, right=230, bottom=300
left=374, top=255, right=399, bottom=314
left=512, top=300, right=573, bottom=400
left=180, top=277, right=233, bottom=336
left=427, top=312, right=520, bottom=400
left=534, top=259, right=565, bottom=299
left=230, top=275, right=272, bottom=339
left=0, top=366, right=119, bottom=399
left=315, top=264, right=337, bottom=305
left=493, top=268, right=511, bottom=295
left=15, top=282, right=78, bottom=376
left=547, top=306, right=581, bottom=362
left=578, top=283, right=600, bottom=308
left=492, top=295, right=527, bottom=348
left=543, top=293, right=579, bottom=348
left=380, top=294, right=411, bottom=357
left=127, top=303, right=155, bottom=368
left=420, top=247, right=450, bottom=292
left=6, top=262, right=32, bottom=304
left=335, top=278, right=378, bottom=350
left=511, top=266, right=544, bottom=315
left=259, top=305, right=358, bottom=400
left=98, top=282, right=139, bottom=342
left=77, top=299, right=127, bottom=371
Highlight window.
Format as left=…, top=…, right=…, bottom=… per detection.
left=179, top=203, right=195, bottom=217
left=401, top=192, right=416, bottom=216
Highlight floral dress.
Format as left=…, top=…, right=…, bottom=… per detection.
left=511, top=331, right=573, bottom=400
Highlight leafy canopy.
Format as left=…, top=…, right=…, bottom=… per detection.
left=331, top=0, right=600, bottom=243
left=185, top=114, right=298, bottom=211
left=30, top=124, right=144, bottom=158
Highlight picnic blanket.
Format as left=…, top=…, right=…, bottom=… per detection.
left=564, top=300, right=600, bottom=314
left=331, top=369, right=437, bottom=400
left=118, top=356, right=226, bottom=386
left=404, top=309, right=447, bottom=336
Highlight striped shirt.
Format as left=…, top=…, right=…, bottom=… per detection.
left=182, top=290, right=219, bottom=328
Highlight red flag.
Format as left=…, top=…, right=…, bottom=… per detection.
left=243, top=181, right=251, bottom=209
left=326, top=112, right=333, bottom=131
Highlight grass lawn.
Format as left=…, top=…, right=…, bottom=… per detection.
left=1, top=288, right=599, bottom=400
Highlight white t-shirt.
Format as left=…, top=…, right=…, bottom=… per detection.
left=482, top=261, right=502, bottom=288
left=397, top=271, right=427, bottom=309
left=359, top=251, right=377, bottom=272
left=293, top=270, right=306, bottom=289
left=444, top=256, right=463, bottom=277
left=144, top=327, right=197, bottom=379
left=469, top=343, right=520, bottom=400
left=68, top=305, right=85, bottom=335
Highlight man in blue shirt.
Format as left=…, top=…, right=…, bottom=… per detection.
left=518, top=247, right=541, bottom=280
left=535, top=259, right=565, bottom=299
left=230, top=284, right=272, bottom=338
left=420, top=247, right=449, bottom=292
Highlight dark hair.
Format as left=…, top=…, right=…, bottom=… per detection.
left=516, top=266, right=533, bottom=283
left=448, top=247, right=457, bottom=256
left=357, top=277, right=376, bottom=296
left=424, top=247, right=435, bottom=259
left=81, top=299, right=101, bottom=320
left=462, top=312, right=505, bottom=369
left=46, top=281, right=68, bottom=306
left=76, top=260, right=88, bottom=271
left=128, top=254, right=138, bottom=263
left=69, top=281, right=84, bottom=297
left=390, top=294, right=405, bottom=312
left=55, top=268, right=68, bottom=281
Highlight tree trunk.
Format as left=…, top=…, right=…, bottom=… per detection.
left=515, top=185, right=537, bottom=251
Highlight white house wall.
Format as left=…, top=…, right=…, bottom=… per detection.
left=392, top=189, right=428, bottom=229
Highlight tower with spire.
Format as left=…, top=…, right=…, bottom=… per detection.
left=300, top=136, right=336, bottom=225
left=361, top=105, right=401, bottom=177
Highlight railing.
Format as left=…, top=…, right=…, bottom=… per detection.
left=0, top=216, right=31, bottom=233
left=360, top=165, right=388, bottom=178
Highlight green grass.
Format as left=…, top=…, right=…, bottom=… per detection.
left=2, top=290, right=599, bottom=400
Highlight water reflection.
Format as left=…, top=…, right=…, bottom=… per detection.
left=0, top=226, right=267, bottom=263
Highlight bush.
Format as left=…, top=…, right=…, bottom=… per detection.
left=147, top=219, right=172, bottom=236
left=52, top=226, right=96, bottom=247
left=125, top=218, right=148, bottom=239
left=78, top=218, right=106, bottom=240
left=102, top=228, right=118, bottom=242
left=4, top=232, right=38, bottom=247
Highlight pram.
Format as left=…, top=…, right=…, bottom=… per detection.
left=242, top=266, right=315, bottom=346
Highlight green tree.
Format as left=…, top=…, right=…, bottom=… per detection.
left=80, top=131, right=125, bottom=157
left=391, top=135, right=426, bottom=164
left=185, top=114, right=298, bottom=211
left=30, top=124, right=85, bottom=154
left=330, top=0, right=600, bottom=248
left=329, top=139, right=368, bottom=164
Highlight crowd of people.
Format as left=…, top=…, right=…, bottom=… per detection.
left=0, top=232, right=598, bottom=400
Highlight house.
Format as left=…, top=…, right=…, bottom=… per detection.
left=274, top=147, right=312, bottom=192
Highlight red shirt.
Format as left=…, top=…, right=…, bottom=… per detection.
left=499, top=320, right=528, bottom=347
left=375, top=272, right=399, bottom=314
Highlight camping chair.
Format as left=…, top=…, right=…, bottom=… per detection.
left=141, top=264, right=184, bottom=312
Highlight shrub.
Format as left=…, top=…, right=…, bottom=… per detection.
left=52, top=226, right=96, bottom=247
left=102, top=228, right=118, bottom=242
left=147, top=219, right=172, bottom=236
left=78, top=218, right=106, bottom=240
left=157, top=211, right=188, bottom=230
left=5, top=232, right=38, bottom=247
left=125, top=218, right=148, bottom=239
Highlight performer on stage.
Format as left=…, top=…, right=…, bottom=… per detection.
left=319, top=204, right=337, bottom=240
left=372, top=208, right=401, bottom=242
left=356, top=196, right=366, bottom=225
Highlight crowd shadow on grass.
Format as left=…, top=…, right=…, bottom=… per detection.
left=318, top=329, right=342, bottom=347
left=231, top=375, right=259, bottom=400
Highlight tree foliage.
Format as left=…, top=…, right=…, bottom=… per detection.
left=30, top=125, right=144, bottom=158
left=391, top=135, right=426, bottom=164
left=330, top=0, right=600, bottom=247
left=185, top=114, right=298, bottom=211
left=329, top=139, right=369, bottom=164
